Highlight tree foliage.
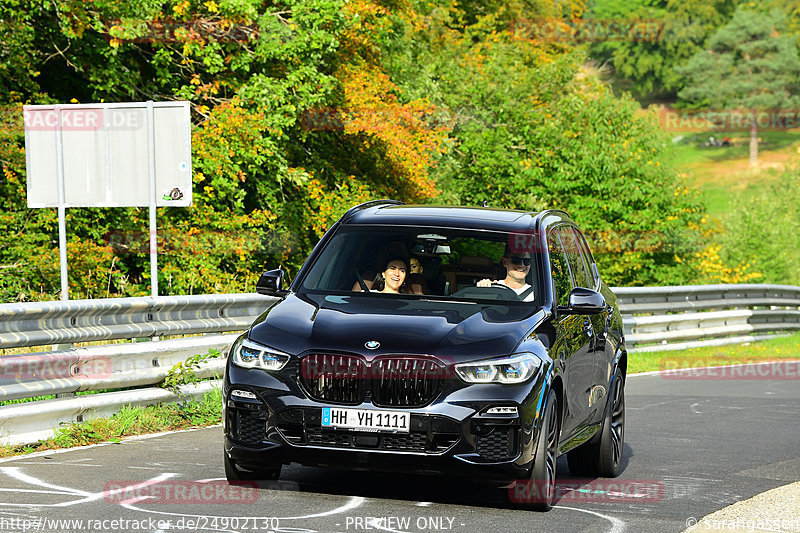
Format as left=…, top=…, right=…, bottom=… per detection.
left=677, top=8, right=800, bottom=164
left=586, top=0, right=738, bottom=99
left=0, top=0, right=715, bottom=300
left=718, top=170, right=800, bottom=285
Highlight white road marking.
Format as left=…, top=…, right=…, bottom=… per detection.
left=0, top=467, right=91, bottom=497
left=120, top=494, right=366, bottom=521
left=0, top=487, right=75, bottom=495
left=0, top=467, right=177, bottom=508
left=555, top=505, right=626, bottom=533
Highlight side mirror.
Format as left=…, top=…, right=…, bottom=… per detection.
left=566, top=287, right=606, bottom=315
left=256, top=268, right=287, bottom=297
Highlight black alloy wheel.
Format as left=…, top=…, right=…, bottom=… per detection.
left=567, top=367, right=625, bottom=477
left=527, top=388, right=559, bottom=511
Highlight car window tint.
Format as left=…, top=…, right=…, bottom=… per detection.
left=558, top=226, right=592, bottom=289
left=572, top=228, right=598, bottom=287
left=547, top=230, right=571, bottom=307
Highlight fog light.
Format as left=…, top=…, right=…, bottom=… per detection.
left=485, top=406, right=518, bottom=415
left=231, top=389, right=257, bottom=399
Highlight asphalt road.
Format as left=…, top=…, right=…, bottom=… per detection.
left=0, top=362, right=798, bottom=533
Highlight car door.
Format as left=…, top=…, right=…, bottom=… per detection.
left=573, top=228, right=613, bottom=413
left=547, top=226, right=595, bottom=440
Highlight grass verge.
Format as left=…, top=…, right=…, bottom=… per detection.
left=0, top=388, right=222, bottom=458
left=628, top=331, right=800, bottom=374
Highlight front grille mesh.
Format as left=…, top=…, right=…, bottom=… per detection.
left=381, top=432, right=427, bottom=451
left=235, top=411, right=265, bottom=444
left=299, top=354, right=364, bottom=404
left=371, top=357, right=445, bottom=407
left=477, top=429, right=515, bottom=460
left=305, top=429, right=427, bottom=452
left=275, top=408, right=461, bottom=454
left=298, top=354, right=444, bottom=407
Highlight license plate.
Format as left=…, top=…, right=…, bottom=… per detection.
left=321, top=407, right=410, bottom=433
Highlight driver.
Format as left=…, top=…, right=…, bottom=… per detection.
left=477, top=246, right=535, bottom=301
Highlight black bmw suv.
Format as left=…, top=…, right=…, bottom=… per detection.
left=223, top=201, right=626, bottom=510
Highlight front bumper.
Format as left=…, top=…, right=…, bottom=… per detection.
left=223, top=364, right=548, bottom=485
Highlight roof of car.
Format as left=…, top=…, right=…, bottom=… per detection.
left=341, top=201, right=573, bottom=233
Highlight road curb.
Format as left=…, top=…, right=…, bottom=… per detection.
left=683, top=481, right=800, bottom=533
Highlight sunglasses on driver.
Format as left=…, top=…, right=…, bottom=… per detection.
left=507, top=256, right=531, bottom=266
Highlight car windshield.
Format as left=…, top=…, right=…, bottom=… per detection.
left=299, top=225, right=543, bottom=309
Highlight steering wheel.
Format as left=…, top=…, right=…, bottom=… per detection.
left=451, top=283, right=521, bottom=301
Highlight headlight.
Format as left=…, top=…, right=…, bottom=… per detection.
left=455, top=354, right=540, bottom=384
left=230, top=336, right=290, bottom=371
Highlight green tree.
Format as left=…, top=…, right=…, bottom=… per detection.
left=677, top=8, right=800, bottom=166
left=719, top=170, right=800, bottom=285
left=586, top=0, right=738, bottom=99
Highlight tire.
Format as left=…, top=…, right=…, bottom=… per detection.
left=224, top=449, right=281, bottom=483
left=507, top=389, right=559, bottom=511
left=567, top=367, right=625, bottom=478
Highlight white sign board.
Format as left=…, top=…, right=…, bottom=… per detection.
left=24, top=102, right=192, bottom=208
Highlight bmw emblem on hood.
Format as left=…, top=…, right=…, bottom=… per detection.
left=365, top=340, right=380, bottom=350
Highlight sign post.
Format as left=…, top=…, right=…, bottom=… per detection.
left=23, top=101, right=192, bottom=300
left=146, top=101, right=159, bottom=297
left=54, top=105, right=69, bottom=301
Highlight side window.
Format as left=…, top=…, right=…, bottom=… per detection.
left=573, top=228, right=598, bottom=287
left=557, top=227, right=592, bottom=289
left=547, top=230, right=572, bottom=307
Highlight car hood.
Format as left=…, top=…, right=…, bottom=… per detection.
left=248, top=293, right=546, bottom=361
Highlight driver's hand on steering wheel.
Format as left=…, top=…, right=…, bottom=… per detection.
left=477, top=278, right=495, bottom=287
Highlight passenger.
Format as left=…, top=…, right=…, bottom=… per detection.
left=371, top=256, right=409, bottom=294
left=477, top=246, right=535, bottom=301
left=405, top=255, right=429, bottom=295
left=410, top=256, right=424, bottom=275
left=352, top=241, right=409, bottom=292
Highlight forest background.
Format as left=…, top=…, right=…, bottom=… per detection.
left=1, top=0, right=798, bottom=302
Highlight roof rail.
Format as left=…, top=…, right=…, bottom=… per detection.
left=539, top=208, right=570, bottom=218
left=533, top=209, right=572, bottom=229
left=341, top=199, right=404, bottom=223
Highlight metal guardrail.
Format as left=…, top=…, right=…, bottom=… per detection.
left=614, top=284, right=800, bottom=352
left=0, top=294, right=278, bottom=445
left=0, top=284, right=799, bottom=444
left=0, top=293, right=278, bottom=349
